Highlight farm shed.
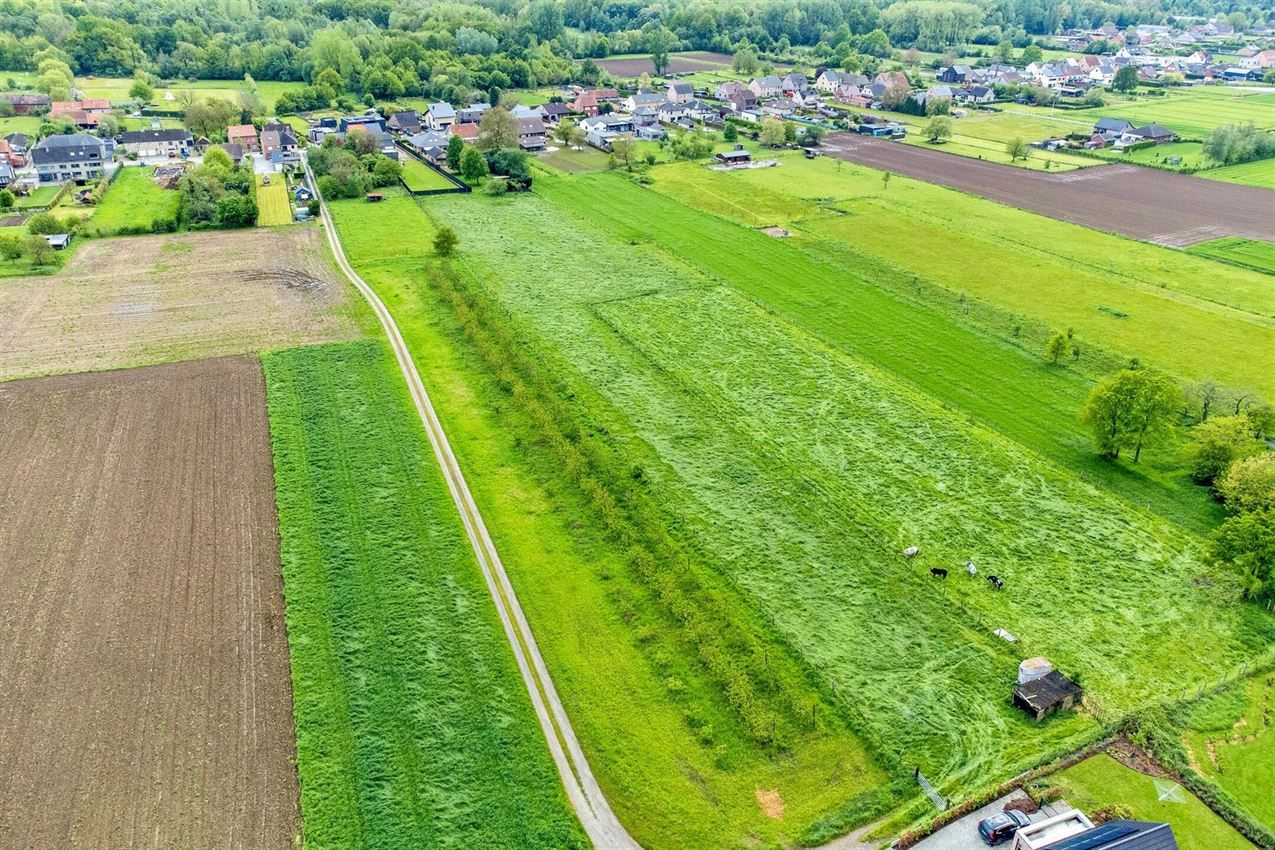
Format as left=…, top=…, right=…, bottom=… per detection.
left=716, top=149, right=751, bottom=164
left=1012, top=666, right=1081, bottom=722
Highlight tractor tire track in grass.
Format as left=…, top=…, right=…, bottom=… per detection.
left=305, top=166, right=640, bottom=849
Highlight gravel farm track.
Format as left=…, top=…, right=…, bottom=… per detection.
left=0, top=357, right=299, bottom=850
left=823, top=133, right=1275, bottom=247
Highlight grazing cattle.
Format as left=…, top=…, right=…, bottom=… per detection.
left=930, top=567, right=948, bottom=579
left=987, top=575, right=1004, bottom=590
left=965, top=560, right=977, bottom=577
left=904, top=546, right=920, bottom=559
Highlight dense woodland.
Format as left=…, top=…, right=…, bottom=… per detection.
left=1, top=0, right=1272, bottom=106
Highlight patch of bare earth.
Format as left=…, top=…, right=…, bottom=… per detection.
left=756, top=787, right=786, bottom=819
left=0, top=357, right=299, bottom=850
left=0, top=227, right=360, bottom=382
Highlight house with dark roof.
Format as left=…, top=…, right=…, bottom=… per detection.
left=536, top=102, right=572, bottom=123
left=1094, top=117, right=1133, bottom=134
left=338, top=115, right=385, bottom=134
left=0, top=161, right=13, bottom=188
left=31, top=133, right=108, bottom=182
left=1034, top=820, right=1178, bottom=850
left=118, top=128, right=193, bottom=157
left=729, top=89, right=758, bottom=112
left=667, top=82, right=694, bottom=103
left=1131, top=124, right=1176, bottom=144
left=517, top=115, right=546, bottom=150
left=261, top=127, right=300, bottom=164
left=457, top=103, right=492, bottom=124
left=388, top=110, right=421, bottom=134
left=749, top=75, right=783, bottom=97
left=218, top=142, right=246, bottom=164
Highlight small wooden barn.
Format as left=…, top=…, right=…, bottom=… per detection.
left=1012, top=666, right=1081, bottom=722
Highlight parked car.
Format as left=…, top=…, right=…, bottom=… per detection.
left=978, top=810, right=1030, bottom=846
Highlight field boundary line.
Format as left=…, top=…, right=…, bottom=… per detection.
left=305, top=164, right=641, bottom=850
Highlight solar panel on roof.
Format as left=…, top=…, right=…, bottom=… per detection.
left=1049, top=824, right=1139, bottom=850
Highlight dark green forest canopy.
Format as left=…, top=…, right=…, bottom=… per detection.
left=0, top=0, right=1268, bottom=100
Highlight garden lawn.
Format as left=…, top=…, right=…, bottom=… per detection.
left=255, top=173, right=292, bottom=226
left=262, top=339, right=587, bottom=850
left=536, top=145, right=612, bottom=173
left=1051, top=754, right=1253, bottom=850
left=15, top=185, right=60, bottom=209
left=418, top=183, right=1274, bottom=799
left=325, top=190, right=894, bottom=850
left=1186, top=237, right=1275, bottom=275
left=82, top=167, right=179, bottom=236
left=399, top=155, right=457, bottom=192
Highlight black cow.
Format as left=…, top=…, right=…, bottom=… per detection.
left=987, top=575, right=1004, bottom=590
left=930, top=567, right=948, bottom=579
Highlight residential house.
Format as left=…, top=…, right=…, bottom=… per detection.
left=632, top=107, right=660, bottom=127
left=936, top=65, right=974, bottom=84
left=1130, top=123, right=1176, bottom=144
left=748, top=76, right=782, bottom=98
left=1026, top=820, right=1178, bottom=850
left=227, top=123, right=259, bottom=151
left=873, top=71, right=911, bottom=92
left=0, top=136, right=25, bottom=168
left=536, top=102, right=572, bottom=124
left=448, top=122, right=479, bottom=143
left=570, top=88, right=618, bottom=116
left=517, top=115, right=547, bottom=151
left=31, top=133, right=108, bottom=182
left=636, top=124, right=666, bottom=141
left=1012, top=811, right=1096, bottom=850
left=580, top=114, right=634, bottom=150
left=815, top=69, right=847, bottom=92
left=965, top=85, right=995, bottom=104
left=261, top=126, right=300, bottom=163
left=714, top=81, right=748, bottom=100
left=425, top=102, right=456, bottom=131
left=1093, top=117, right=1133, bottom=135
left=388, top=110, right=421, bottom=134
left=217, top=142, right=246, bottom=164
left=657, top=101, right=689, bottom=123
left=728, top=89, right=758, bottom=112
left=407, top=130, right=448, bottom=163
left=457, top=103, right=492, bottom=124
left=623, top=89, right=666, bottom=112
left=0, top=161, right=12, bottom=188
left=666, top=82, right=694, bottom=103
left=0, top=93, right=50, bottom=115
left=118, top=128, right=193, bottom=157
left=338, top=115, right=385, bottom=134
left=781, top=73, right=808, bottom=94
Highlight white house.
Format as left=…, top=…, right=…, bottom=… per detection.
left=425, top=102, right=456, bottom=131
left=666, top=82, right=694, bottom=103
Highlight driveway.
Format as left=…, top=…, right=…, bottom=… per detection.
left=910, top=790, right=1033, bottom=850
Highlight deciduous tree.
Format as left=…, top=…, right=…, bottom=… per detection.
left=1080, top=368, right=1181, bottom=462
left=1185, top=416, right=1262, bottom=485
left=924, top=115, right=952, bottom=143
left=434, top=226, right=459, bottom=256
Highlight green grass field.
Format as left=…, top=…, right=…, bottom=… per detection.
left=14, top=184, right=60, bottom=209
left=1052, top=754, right=1253, bottom=850
left=327, top=188, right=897, bottom=849
left=399, top=155, right=458, bottom=192
left=2, top=72, right=299, bottom=112
left=1093, top=88, right=1275, bottom=140
left=1201, top=158, right=1275, bottom=189
left=400, top=180, right=1275, bottom=806
left=537, top=145, right=613, bottom=173
left=1186, top=237, right=1275, bottom=275
left=254, top=173, right=292, bottom=226
left=262, top=339, right=588, bottom=850
left=80, top=167, right=180, bottom=236
left=1180, top=675, right=1275, bottom=830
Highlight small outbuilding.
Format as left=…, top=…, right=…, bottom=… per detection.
left=715, top=149, right=751, bottom=164
left=1012, top=657, right=1081, bottom=722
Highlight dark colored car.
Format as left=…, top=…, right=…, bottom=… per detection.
left=978, top=810, right=1031, bottom=846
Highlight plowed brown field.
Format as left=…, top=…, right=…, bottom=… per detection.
left=0, top=356, right=299, bottom=850
left=0, top=227, right=361, bottom=382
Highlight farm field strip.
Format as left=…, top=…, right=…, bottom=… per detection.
left=1186, top=237, right=1275, bottom=275
left=0, top=228, right=362, bottom=382
left=822, top=133, right=1275, bottom=247
left=263, top=340, right=588, bottom=850
left=308, top=176, right=641, bottom=849
left=326, top=188, right=893, bottom=849
left=255, top=173, right=293, bottom=226
left=0, top=357, right=300, bottom=850
left=424, top=183, right=1275, bottom=795
left=1201, top=158, right=1275, bottom=189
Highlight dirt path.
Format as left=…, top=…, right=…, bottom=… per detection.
left=822, top=134, right=1275, bottom=247
left=307, top=164, right=642, bottom=850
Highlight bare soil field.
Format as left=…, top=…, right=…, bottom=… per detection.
left=823, top=133, right=1275, bottom=246
left=0, top=356, right=299, bottom=850
left=0, top=227, right=361, bottom=382
left=597, top=50, right=732, bottom=76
